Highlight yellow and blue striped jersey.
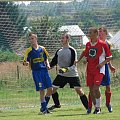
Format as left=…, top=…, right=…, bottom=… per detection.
left=106, top=40, right=112, bottom=50
left=24, top=45, right=49, bottom=71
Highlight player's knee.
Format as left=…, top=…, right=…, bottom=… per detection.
left=75, top=88, right=84, bottom=95
left=106, top=86, right=111, bottom=92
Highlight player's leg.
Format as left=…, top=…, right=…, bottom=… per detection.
left=104, top=64, right=112, bottom=112
left=105, top=85, right=112, bottom=112
left=87, top=92, right=92, bottom=114
left=45, top=87, right=52, bottom=107
left=48, top=87, right=61, bottom=110
left=86, top=72, right=96, bottom=114
left=93, top=73, right=103, bottom=114
left=32, top=71, right=47, bottom=114
left=40, top=90, right=48, bottom=114
left=69, top=76, right=88, bottom=110
left=92, top=85, right=101, bottom=114
left=44, top=71, right=53, bottom=107
left=48, top=75, right=66, bottom=110
left=75, top=87, right=88, bottom=110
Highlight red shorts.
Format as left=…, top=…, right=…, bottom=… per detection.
left=86, top=72, right=104, bottom=87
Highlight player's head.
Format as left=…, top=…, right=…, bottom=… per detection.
left=98, top=26, right=108, bottom=41
left=60, top=33, right=70, bottom=45
left=88, top=27, right=98, bottom=41
left=29, top=32, right=38, bottom=46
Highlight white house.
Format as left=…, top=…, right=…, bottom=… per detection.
left=58, top=25, right=89, bottom=46
left=109, top=30, right=120, bottom=50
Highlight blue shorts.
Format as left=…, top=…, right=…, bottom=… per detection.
left=32, top=69, right=52, bottom=91
left=101, top=64, right=110, bottom=86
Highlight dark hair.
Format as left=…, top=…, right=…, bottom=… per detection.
left=98, top=26, right=108, bottom=35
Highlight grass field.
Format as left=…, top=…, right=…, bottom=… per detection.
left=0, top=104, right=120, bottom=120
left=0, top=60, right=120, bottom=120
left=0, top=87, right=120, bottom=120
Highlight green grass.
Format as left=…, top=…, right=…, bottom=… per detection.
left=0, top=87, right=120, bottom=120
left=0, top=60, right=120, bottom=119
left=0, top=105, right=120, bottom=120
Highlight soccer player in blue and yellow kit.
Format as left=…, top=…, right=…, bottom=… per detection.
left=99, top=27, right=115, bottom=112
left=23, top=32, right=52, bottom=114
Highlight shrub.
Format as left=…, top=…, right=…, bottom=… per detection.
left=0, top=49, right=21, bottom=62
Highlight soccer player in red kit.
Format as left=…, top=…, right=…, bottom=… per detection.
left=87, top=27, right=115, bottom=114
left=84, top=27, right=112, bottom=114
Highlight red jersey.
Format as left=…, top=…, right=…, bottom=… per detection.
left=84, top=39, right=112, bottom=74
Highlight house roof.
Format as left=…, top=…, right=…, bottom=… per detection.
left=109, top=30, right=120, bottom=49
left=58, top=25, right=89, bottom=45
left=59, top=25, right=85, bottom=36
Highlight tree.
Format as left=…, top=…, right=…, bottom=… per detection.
left=0, top=2, right=27, bottom=51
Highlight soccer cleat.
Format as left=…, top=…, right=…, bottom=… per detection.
left=93, top=108, right=101, bottom=114
left=106, top=104, right=113, bottom=112
left=87, top=108, right=92, bottom=114
left=38, top=109, right=51, bottom=115
left=48, top=105, right=61, bottom=110
left=38, top=110, right=47, bottom=115
left=46, top=109, right=52, bottom=114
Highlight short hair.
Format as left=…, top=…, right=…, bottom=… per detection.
left=29, top=32, right=37, bottom=38
left=89, top=27, right=98, bottom=34
left=98, top=26, right=108, bottom=35
left=61, top=33, right=70, bottom=40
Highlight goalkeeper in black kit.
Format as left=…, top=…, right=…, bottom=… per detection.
left=48, top=33, right=88, bottom=111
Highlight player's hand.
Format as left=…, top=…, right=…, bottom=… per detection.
left=23, top=61, right=29, bottom=66
left=110, top=65, right=116, bottom=73
left=96, top=63, right=103, bottom=69
left=74, top=60, right=78, bottom=65
left=59, top=68, right=69, bottom=74
left=83, top=60, right=87, bottom=64
left=47, top=65, right=51, bottom=70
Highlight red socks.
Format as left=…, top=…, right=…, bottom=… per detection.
left=105, top=91, right=112, bottom=105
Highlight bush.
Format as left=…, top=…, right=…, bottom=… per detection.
left=0, top=49, right=21, bottom=62
left=111, top=49, right=120, bottom=60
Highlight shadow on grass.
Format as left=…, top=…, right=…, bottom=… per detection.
left=55, top=113, right=87, bottom=117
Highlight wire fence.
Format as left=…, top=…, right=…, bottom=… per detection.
left=0, top=0, right=120, bottom=109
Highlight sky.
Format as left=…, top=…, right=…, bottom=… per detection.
left=15, top=0, right=83, bottom=5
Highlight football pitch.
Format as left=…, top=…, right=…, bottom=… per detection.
left=0, top=104, right=120, bottom=120
left=0, top=87, right=120, bottom=120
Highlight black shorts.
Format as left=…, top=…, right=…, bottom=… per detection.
left=52, top=75, right=81, bottom=88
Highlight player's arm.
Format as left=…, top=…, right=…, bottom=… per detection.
left=78, top=49, right=85, bottom=62
left=44, top=58, right=51, bottom=70
left=23, top=48, right=30, bottom=66
left=97, top=43, right=112, bottom=68
left=50, top=49, right=59, bottom=68
left=42, top=46, right=51, bottom=70
left=74, top=50, right=85, bottom=64
left=108, top=61, right=116, bottom=73
left=106, top=41, right=116, bottom=73
left=97, top=58, right=111, bottom=69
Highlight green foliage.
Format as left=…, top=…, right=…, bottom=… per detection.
left=111, top=49, right=120, bottom=59
left=0, top=2, right=27, bottom=50
left=0, top=49, right=21, bottom=62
